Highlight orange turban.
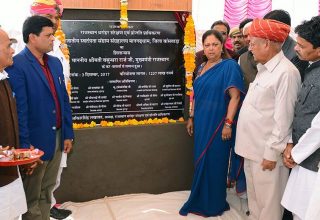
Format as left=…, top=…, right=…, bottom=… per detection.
left=30, top=0, right=63, bottom=16
left=249, top=19, right=290, bottom=42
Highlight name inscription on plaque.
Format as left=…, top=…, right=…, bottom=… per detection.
left=62, top=20, right=185, bottom=123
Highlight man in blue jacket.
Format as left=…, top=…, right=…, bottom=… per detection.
left=6, top=15, right=74, bottom=220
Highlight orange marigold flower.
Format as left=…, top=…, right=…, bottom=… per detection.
left=183, top=14, right=196, bottom=95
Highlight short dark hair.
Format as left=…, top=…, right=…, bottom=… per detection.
left=202, top=29, right=229, bottom=59
left=295, top=16, right=320, bottom=48
left=23, top=15, right=54, bottom=43
left=263, top=9, right=291, bottom=26
left=211, top=20, right=230, bottom=35
left=239, top=18, right=253, bottom=30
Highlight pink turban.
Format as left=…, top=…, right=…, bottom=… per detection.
left=30, top=0, right=63, bottom=16
left=249, top=19, right=290, bottom=42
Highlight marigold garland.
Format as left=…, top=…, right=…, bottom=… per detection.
left=120, top=0, right=128, bottom=29
left=73, top=117, right=185, bottom=129
left=55, top=19, right=72, bottom=97
left=183, top=15, right=196, bottom=96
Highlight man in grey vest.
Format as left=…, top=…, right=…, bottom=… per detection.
left=264, top=9, right=309, bottom=81
left=281, top=15, right=320, bottom=220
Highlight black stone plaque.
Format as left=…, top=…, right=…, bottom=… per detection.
left=62, top=20, right=185, bottom=123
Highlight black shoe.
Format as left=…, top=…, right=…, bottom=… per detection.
left=56, top=207, right=72, bottom=216
left=50, top=207, right=72, bottom=219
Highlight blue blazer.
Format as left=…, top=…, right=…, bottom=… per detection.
left=6, top=47, right=74, bottom=161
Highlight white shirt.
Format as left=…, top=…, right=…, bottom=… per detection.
left=48, top=38, right=71, bottom=87
left=292, top=111, right=320, bottom=220
left=0, top=170, right=27, bottom=219
left=235, top=51, right=301, bottom=162
left=282, top=111, right=320, bottom=219
left=0, top=70, right=9, bottom=81
left=292, top=110, right=320, bottom=164
left=305, top=167, right=320, bottom=220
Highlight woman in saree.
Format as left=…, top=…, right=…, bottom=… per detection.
left=180, top=29, right=245, bottom=217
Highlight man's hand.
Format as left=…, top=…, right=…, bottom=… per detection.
left=21, top=145, right=43, bottom=175
left=22, top=159, right=43, bottom=175
left=261, top=159, right=277, bottom=171
left=186, top=118, right=193, bottom=136
left=64, top=139, right=73, bottom=153
left=283, top=143, right=296, bottom=168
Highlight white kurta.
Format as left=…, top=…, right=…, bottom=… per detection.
left=0, top=169, right=27, bottom=220
left=0, top=71, right=9, bottom=80
left=305, top=167, right=320, bottom=220
left=48, top=38, right=71, bottom=88
left=282, top=111, right=320, bottom=219
left=235, top=51, right=301, bottom=220
left=235, top=51, right=301, bottom=162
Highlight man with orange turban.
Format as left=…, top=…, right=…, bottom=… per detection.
left=27, top=1, right=72, bottom=219
left=235, top=19, right=301, bottom=220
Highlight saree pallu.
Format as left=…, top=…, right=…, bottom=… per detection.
left=228, top=147, right=246, bottom=194
left=180, top=59, right=245, bottom=217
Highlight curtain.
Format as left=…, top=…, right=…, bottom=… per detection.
left=223, top=0, right=272, bottom=27
left=248, top=0, right=272, bottom=18
left=272, top=0, right=318, bottom=28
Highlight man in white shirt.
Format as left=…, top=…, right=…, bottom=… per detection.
left=0, top=27, right=27, bottom=220
left=235, top=19, right=301, bottom=220
left=281, top=15, right=320, bottom=220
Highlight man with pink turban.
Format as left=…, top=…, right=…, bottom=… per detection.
left=28, top=1, right=72, bottom=219
left=235, top=19, right=301, bottom=220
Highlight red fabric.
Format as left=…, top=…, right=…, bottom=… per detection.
left=30, top=0, right=63, bottom=16
left=249, top=18, right=290, bottom=42
left=174, top=12, right=189, bottom=29
left=39, top=55, right=62, bottom=129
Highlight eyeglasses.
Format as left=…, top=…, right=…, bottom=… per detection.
left=219, top=31, right=227, bottom=36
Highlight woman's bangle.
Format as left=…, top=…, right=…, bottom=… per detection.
left=225, top=118, right=233, bottom=125
left=224, top=123, right=232, bottom=128
left=189, top=115, right=194, bottom=119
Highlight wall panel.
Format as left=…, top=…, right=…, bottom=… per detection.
left=63, top=0, right=192, bottom=11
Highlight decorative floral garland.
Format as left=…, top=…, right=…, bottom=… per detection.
left=73, top=117, right=185, bottom=129
left=120, top=0, right=128, bottom=29
left=183, top=14, right=196, bottom=96
left=55, top=19, right=72, bottom=97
